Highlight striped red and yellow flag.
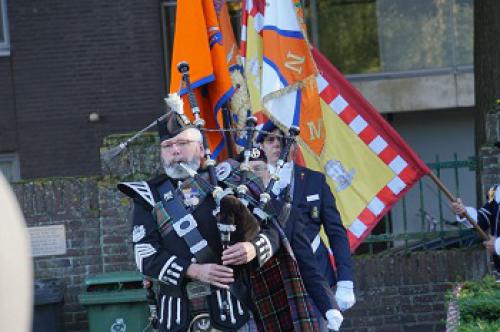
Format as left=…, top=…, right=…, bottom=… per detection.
left=241, top=0, right=430, bottom=250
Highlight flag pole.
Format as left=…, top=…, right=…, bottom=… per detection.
left=427, top=172, right=489, bottom=240
left=221, top=104, right=236, bottom=158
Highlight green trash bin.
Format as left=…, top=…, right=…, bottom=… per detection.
left=78, top=271, right=151, bottom=332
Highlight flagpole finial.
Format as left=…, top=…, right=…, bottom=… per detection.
left=177, top=61, right=189, bottom=74
left=247, top=116, right=257, bottom=126
left=289, top=125, right=300, bottom=137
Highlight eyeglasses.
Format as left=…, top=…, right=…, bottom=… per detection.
left=161, top=140, right=197, bottom=151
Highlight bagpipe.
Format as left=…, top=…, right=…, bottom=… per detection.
left=177, top=63, right=301, bottom=243
left=173, top=61, right=299, bottom=244
left=172, top=62, right=329, bottom=331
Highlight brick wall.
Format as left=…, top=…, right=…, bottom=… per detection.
left=342, top=250, right=488, bottom=332
left=12, top=133, right=491, bottom=331
left=13, top=176, right=139, bottom=330
left=13, top=178, right=101, bottom=331
left=4, top=0, right=166, bottom=179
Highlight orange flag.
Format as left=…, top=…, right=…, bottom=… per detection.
left=169, top=0, right=234, bottom=158
left=218, top=1, right=240, bottom=72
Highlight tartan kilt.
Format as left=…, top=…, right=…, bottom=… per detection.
left=250, top=246, right=319, bottom=332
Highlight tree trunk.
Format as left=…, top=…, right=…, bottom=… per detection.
left=474, top=0, right=500, bottom=148
left=474, top=0, right=500, bottom=202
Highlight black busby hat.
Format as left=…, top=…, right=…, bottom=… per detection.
left=157, top=111, right=193, bottom=143
left=237, top=147, right=268, bottom=163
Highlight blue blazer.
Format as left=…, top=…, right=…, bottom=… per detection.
left=283, top=208, right=337, bottom=316
left=292, top=164, right=354, bottom=285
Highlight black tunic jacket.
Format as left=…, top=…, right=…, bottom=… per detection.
left=120, top=174, right=279, bottom=331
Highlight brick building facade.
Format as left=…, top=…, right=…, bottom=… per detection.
left=0, top=0, right=167, bottom=179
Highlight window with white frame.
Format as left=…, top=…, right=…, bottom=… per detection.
left=0, top=153, right=20, bottom=182
left=0, top=0, right=10, bottom=56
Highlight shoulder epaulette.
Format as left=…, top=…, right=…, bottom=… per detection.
left=117, top=181, right=155, bottom=207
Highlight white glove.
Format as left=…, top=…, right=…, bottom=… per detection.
left=335, top=280, right=356, bottom=311
left=325, top=309, right=343, bottom=331
left=495, top=238, right=500, bottom=256
left=454, top=206, right=477, bottom=228
left=269, top=162, right=293, bottom=195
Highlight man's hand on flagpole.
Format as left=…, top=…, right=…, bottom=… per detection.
left=450, top=198, right=479, bottom=229
left=450, top=198, right=466, bottom=215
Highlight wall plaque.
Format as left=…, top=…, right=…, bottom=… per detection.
left=28, top=225, right=67, bottom=257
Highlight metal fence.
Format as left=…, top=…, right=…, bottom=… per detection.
left=358, top=154, right=479, bottom=255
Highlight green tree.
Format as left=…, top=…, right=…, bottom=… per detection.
left=316, top=0, right=380, bottom=74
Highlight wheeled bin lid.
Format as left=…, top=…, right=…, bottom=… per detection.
left=79, top=271, right=146, bottom=306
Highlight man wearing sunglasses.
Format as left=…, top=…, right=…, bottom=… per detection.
left=238, top=147, right=344, bottom=331
left=257, top=121, right=356, bottom=329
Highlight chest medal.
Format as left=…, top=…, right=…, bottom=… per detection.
left=182, top=187, right=201, bottom=207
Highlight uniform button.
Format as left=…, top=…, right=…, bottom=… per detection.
left=191, top=258, right=197, bottom=263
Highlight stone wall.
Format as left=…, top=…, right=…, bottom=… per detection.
left=343, top=250, right=488, bottom=332
left=14, top=178, right=102, bottom=331
left=15, top=133, right=491, bottom=331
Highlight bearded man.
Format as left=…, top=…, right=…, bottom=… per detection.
left=118, top=110, right=279, bottom=331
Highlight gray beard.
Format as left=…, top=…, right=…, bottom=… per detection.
left=163, top=157, right=201, bottom=179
